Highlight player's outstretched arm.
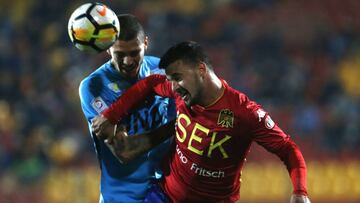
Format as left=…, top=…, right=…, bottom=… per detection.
left=102, top=74, right=171, bottom=124
left=244, top=101, right=310, bottom=200
left=101, top=120, right=175, bottom=163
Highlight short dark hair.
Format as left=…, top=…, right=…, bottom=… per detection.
left=159, top=41, right=212, bottom=70
left=117, top=14, right=145, bottom=42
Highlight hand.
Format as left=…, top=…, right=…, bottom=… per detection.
left=105, top=125, right=128, bottom=146
left=290, top=194, right=311, bottom=203
left=91, top=115, right=114, bottom=140
left=104, top=125, right=132, bottom=163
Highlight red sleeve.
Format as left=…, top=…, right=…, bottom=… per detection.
left=102, top=74, right=174, bottom=124
left=244, top=98, right=308, bottom=196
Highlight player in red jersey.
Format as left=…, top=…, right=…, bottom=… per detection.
left=92, top=41, right=311, bottom=203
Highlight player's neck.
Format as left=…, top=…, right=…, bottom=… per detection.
left=199, top=72, right=224, bottom=108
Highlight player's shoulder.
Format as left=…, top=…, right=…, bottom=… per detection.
left=79, top=73, right=98, bottom=94
left=223, top=81, right=261, bottom=115
left=143, top=56, right=164, bottom=73
left=223, top=81, right=250, bottom=105
left=144, top=55, right=160, bottom=66
left=79, top=62, right=110, bottom=96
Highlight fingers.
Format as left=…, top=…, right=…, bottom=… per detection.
left=91, top=115, right=129, bottom=154
left=113, top=124, right=118, bottom=137
left=114, top=124, right=127, bottom=133
left=106, top=124, right=119, bottom=145
left=104, top=135, right=114, bottom=145
left=91, top=116, right=102, bottom=136
left=91, top=115, right=113, bottom=140
left=106, top=126, right=127, bottom=149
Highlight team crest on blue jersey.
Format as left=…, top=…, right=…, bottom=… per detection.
left=91, top=96, right=108, bottom=113
left=108, top=83, right=121, bottom=93
left=217, top=109, right=234, bottom=128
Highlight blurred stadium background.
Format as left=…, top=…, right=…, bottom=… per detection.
left=0, top=0, right=359, bottom=202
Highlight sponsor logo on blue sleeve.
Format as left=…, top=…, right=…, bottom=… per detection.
left=91, top=96, right=108, bottom=113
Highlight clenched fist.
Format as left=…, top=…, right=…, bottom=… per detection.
left=91, top=115, right=114, bottom=140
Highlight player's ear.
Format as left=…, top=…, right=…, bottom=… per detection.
left=198, top=62, right=207, bottom=78
left=144, top=36, right=149, bottom=50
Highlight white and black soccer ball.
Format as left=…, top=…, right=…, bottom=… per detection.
left=68, top=3, right=120, bottom=53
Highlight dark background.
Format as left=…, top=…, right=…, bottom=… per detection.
left=0, top=0, right=359, bottom=202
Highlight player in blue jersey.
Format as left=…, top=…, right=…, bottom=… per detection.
left=78, top=14, right=175, bottom=203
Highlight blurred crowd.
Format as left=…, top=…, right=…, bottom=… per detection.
left=0, top=0, right=359, bottom=202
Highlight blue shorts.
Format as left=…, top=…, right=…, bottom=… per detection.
left=143, top=183, right=172, bottom=203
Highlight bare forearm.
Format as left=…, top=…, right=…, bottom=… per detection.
left=110, top=120, right=175, bottom=163
left=105, top=141, right=127, bottom=164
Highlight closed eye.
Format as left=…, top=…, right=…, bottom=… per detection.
left=113, top=50, right=140, bottom=58
left=168, top=74, right=182, bottom=82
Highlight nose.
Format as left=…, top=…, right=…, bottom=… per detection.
left=123, top=56, right=133, bottom=66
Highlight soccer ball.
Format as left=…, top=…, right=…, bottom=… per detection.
left=68, top=3, right=120, bottom=53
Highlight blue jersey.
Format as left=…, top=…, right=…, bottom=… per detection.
left=79, top=56, right=176, bottom=203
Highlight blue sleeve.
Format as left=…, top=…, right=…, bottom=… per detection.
left=79, top=77, right=108, bottom=124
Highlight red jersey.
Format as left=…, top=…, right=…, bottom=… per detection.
left=103, top=74, right=308, bottom=203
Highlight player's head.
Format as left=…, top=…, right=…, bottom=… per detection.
left=107, top=14, right=148, bottom=78
left=159, top=41, right=213, bottom=106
